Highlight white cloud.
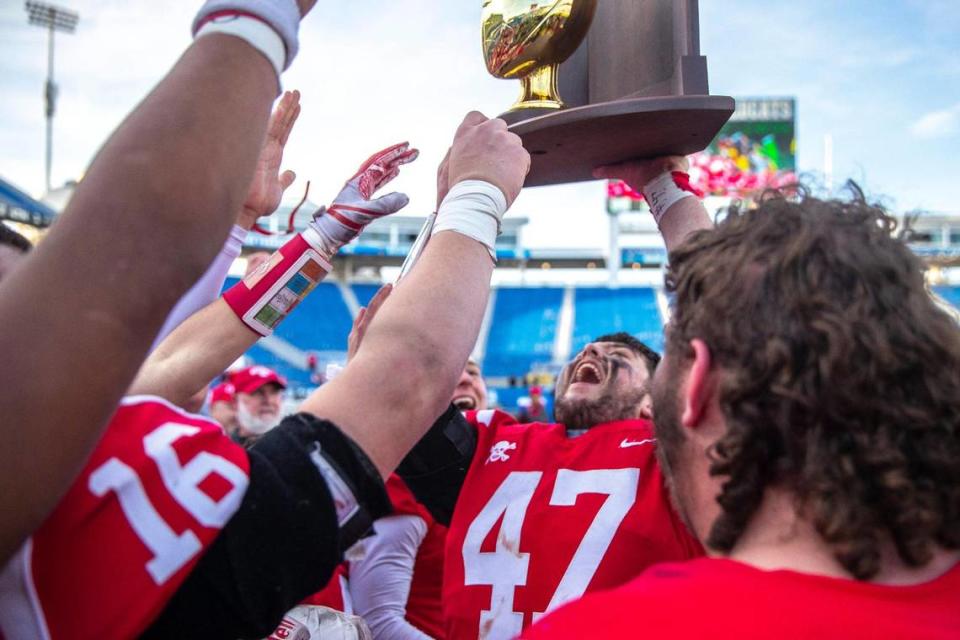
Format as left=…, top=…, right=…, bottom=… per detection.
left=909, top=104, right=960, bottom=139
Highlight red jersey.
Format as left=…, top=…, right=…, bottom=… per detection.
left=523, top=557, right=960, bottom=639
left=443, top=410, right=702, bottom=639
left=0, top=396, right=250, bottom=640
left=386, top=475, right=447, bottom=639
left=303, top=476, right=446, bottom=637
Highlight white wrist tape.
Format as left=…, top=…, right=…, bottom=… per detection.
left=195, top=14, right=286, bottom=80
left=193, top=0, right=300, bottom=69
left=642, top=171, right=697, bottom=226
left=431, top=180, right=508, bottom=261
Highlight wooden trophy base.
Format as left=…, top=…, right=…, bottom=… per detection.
left=507, top=95, right=735, bottom=187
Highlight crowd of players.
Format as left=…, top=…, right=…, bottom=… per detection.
left=0, top=1, right=958, bottom=638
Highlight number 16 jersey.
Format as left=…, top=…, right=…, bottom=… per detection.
left=442, top=410, right=703, bottom=640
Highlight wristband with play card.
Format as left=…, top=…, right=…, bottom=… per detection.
left=224, top=228, right=331, bottom=336
left=225, top=142, right=416, bottom=335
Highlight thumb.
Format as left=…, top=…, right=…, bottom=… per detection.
left=280, top=170, right=296, bottom=191
left=371, top=192, right=410, bottom=214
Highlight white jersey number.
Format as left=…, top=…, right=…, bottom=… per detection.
left=88, top=422, right=248, bottom=584
left=462, top=468, right=639, bottom=638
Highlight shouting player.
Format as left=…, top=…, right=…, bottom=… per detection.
left=524, top=187, right=960, bottom=638
left=395, top=158, right=712, bottom=639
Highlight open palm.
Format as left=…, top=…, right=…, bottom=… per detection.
left=241, top=90, right=301, bottom=227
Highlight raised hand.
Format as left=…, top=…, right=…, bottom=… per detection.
left=592, top=156, right=689, bottom=194
left=309, top=142, right=419, bottom=252
left=446, top=112, right=530, bottom=206
left=239, top=90, right=301, bottom=229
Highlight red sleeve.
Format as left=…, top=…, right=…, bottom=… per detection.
left=386, top=474, right=431, bottom=522
left=464, top=408, right=519, bottom=432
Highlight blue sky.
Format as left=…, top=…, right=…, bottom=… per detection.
left=1, top=0, right=958, bottom=250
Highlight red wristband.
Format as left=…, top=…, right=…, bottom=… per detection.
left=224, top=229, right=332, bottom=336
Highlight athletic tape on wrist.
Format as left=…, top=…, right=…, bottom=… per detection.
left=224, top=227, right=332, bottom=336
left=431, top=180, right=507, bottom=261
left=642, top=171, right=700, bottom=226
left=193, top=0, right=300, bottom=69
left=195, top=14, right=286, bottom=81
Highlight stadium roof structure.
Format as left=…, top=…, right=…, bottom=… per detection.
left=0, top=176, right=56, bottom=228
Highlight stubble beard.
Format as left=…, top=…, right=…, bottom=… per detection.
left=555, top=382, right=648, bottom=432
left=650, top=365, right=697, bottom=535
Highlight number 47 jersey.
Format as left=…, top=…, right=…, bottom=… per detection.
left=444, top=410, right=703, bottom=640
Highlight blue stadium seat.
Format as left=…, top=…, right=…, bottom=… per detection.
left=275, top=282, right=353, bottom=352
left=483, top=287, right=563, bottom=377
left=352, top=283, right=381, bottom=308
left=934, top=286, right=960, bottom=310
left=571, top=287, right=664, bottom=354
left=225, top=278, right=353, bottom=388
left=244, top=343, right=314, bottom=388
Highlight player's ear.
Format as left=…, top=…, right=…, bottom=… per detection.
left=639, top=394, right=653, bottom=421
left=681, top=339, right=712, bottom=429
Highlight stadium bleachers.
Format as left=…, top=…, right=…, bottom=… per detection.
left=244, top=342, right=314, bottom=389
left=351, top=283, right=381, bottom=308
left=934, top=286, right=960, bottom=309
left=230, top=281, right=672, bottom=390
left=278, top=282, right=353, bottom=352
left=483, top=287, right=563, bottom=377
left=571, top=287, right=664, bottom=354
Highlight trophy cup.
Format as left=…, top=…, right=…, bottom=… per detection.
left=482, top=0, right=736, bottom=187
left=482, top=0, right=598, bottom=115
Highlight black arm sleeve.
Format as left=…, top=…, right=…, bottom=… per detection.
left=142, top=413, right=391, bottom=640
left=395, top=403, right=477, bottom=526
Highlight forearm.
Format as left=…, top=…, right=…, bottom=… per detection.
left=660, top=197, right=712, bottom=254
left=301, top=232, right=493, bottom=477
left=151, top=225, right=248, bottom=351
left=0, top=36, right=276, bottom=563
left=130, top=299, right=257, bottom=407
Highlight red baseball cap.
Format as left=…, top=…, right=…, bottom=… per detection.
left=230, top=365, right=287, bottom=394
left=210, top=382, right=236, bottom=404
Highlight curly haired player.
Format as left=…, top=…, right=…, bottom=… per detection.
left=525, top=186, right=960, bottom=639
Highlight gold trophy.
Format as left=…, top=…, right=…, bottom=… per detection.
left=479, top=0, right=735, bottom=187
left=482, top=0, right=598, bottom=113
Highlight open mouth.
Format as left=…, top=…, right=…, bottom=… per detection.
left=572, top=361, right=603, bottom=385
left=453, top=395, right=477, bottom=410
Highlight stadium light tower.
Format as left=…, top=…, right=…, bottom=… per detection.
left=25, top=1, right=79, bottom=194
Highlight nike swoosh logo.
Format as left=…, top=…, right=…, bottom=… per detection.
left=620, top=438, right=655, bottom=448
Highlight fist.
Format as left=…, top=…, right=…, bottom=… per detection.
left=593, top=156, right=689, bottom=193
left=447, top=112, right=530, bottom=207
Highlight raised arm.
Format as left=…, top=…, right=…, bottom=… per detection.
left=148, top=89, right=302, bottom=350
left=300, top=112, right=530, bottom=477
left=0, top=1, right=314, bottom=564
left=594, top=156, right=711, bottom=253
left=129, top=140, right=417, bottom=407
